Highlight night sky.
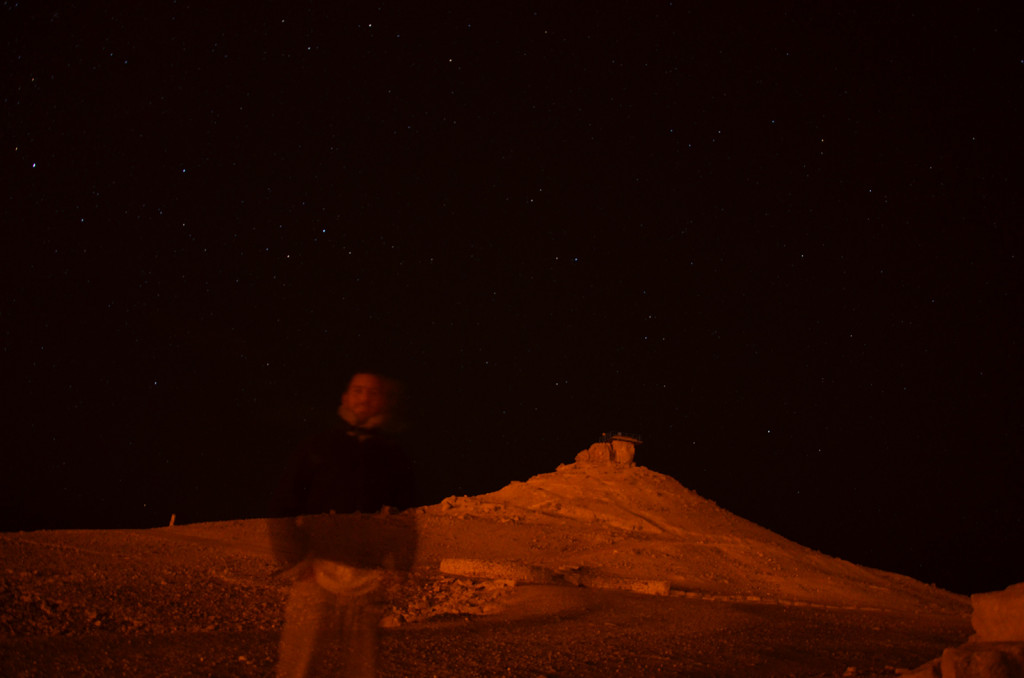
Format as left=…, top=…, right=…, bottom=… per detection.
left=4, top=3, right=1021, bottom=595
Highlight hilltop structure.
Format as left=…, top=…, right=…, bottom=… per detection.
left=574, top=432, right=642, bottom=466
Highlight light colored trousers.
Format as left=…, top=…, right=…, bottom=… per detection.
left=276, top=559, right=386, bottom=678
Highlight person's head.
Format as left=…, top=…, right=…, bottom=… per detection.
left=339, top=373, right=388, bottom=426
left=338, top=371, right=407, bottom=430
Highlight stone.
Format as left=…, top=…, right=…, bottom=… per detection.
left=575, top=441, right=635, bottom=466
left=610, top=439, right=636, bottom=464
left=901, top=658, right=942, bottom=678
left=558, top=567, right=670, bottom=596
left=906, top=584, right=1024, bottom=678
left=576, top=573, right=670, bottom=596
left=940, top=643, right=1024, bottom=678
left=973, top=583, right=1024, bottom=642
left=439, top=558, right=554, bottom=584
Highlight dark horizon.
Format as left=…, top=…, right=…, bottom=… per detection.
left=3, top=3, right=1021, bottom=598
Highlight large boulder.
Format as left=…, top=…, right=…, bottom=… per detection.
left=940, top=643, right=1024, bottom=678
left=575, top=441, right=635, bottom=466
left=972, top=583, right=1024, bottom=642
left=906, top=583, right=1024, bottom=677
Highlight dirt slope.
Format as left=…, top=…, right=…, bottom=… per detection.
left=411, top=462, right=967, bottom=612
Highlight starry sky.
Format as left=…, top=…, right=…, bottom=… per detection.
left=3, top=3, right=1022, bottom=595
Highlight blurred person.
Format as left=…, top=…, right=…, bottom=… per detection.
left=271, top=372, right=417, bottom=678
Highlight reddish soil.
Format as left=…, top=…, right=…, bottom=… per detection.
left=1, top=463, right=971, bottom=677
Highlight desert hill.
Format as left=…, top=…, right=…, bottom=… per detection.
left=122, top=457, right=970, bottom=622
left=411, top=460, right=967, bottom=613
left=1, top=458, right=972, bottom=677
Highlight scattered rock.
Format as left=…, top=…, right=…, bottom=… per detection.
left=440, top=558, right=554, bottom=584
left=386, top=573, right=517, bottom=624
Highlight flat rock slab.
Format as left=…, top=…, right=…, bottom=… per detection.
left=440, top=558, right=672, bottom=596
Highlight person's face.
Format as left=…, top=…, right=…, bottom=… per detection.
left=341, top=373, right=388, bottom=425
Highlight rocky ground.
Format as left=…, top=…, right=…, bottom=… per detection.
left=1, top=461, right=972, bottom=677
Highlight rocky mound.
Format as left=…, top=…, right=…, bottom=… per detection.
left=410, top=460, right=967, bottom=614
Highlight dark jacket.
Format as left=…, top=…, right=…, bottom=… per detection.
left=270, top=419, right=417, bottom=570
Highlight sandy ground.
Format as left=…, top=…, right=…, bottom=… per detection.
left=1, top=462, right=971, bottom=677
